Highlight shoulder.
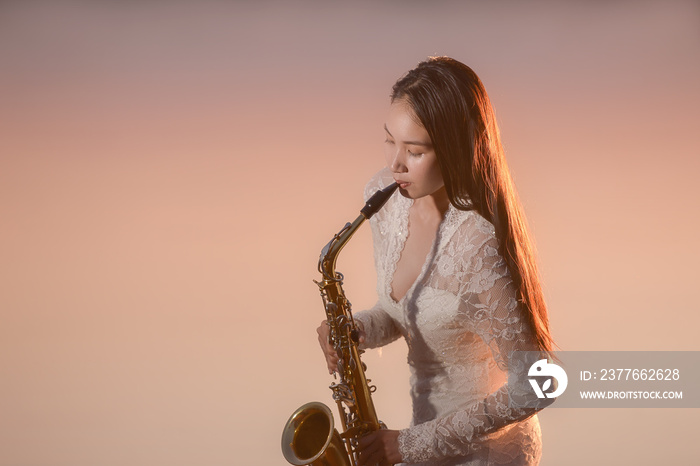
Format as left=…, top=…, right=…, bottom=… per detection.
left=446, top=205, right=498, bottom=250
left=363, top=167, right=395, bottom=202
left=442, top=207, right=506, bottom=281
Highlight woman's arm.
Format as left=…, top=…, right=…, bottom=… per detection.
left=354, top=304, right=402, bottom=349
left=318, top=303, right=401, bottom=374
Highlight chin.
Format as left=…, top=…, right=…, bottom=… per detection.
left=398, top=187, right=414, bottom=198
left=398, top=187, right=425, bottom=200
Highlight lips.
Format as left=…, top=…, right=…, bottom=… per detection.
left=395, top=179, right=411, bottom=189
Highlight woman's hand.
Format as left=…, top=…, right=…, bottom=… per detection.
left=316, top=320, right=338, bottom=374
left=316, top=320, right=365, bottom=374
left=357, top=429, right=402, bottom=466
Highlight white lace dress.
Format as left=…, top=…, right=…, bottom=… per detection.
left=354, top=169, right=546, bottom=465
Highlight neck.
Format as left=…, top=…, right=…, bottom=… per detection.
left=414, top=186, right=450, bottom=217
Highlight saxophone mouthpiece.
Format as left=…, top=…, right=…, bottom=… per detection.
left=360, top=182, right=398, bottom=219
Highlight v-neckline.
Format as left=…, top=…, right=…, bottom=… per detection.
left=387, top=197, right=449, bottom=305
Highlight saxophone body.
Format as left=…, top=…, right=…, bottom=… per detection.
left=281, top=182, right=398, bottom=466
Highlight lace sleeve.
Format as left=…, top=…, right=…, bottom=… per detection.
left=354, top=304, right=402, bottom=349
left=397, top=220, right=552, bottom=463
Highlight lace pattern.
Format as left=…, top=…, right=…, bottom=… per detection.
left=354, top=168, right=549, bottom=465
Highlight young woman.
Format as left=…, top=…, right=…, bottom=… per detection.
left=318, top=57, right=554, bottom=466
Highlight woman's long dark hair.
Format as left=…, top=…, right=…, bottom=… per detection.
left=392, top=56, right=554, bottom=353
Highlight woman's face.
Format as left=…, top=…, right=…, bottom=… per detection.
left=384, top=99, right=445, bottom=200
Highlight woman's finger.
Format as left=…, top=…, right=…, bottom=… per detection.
left=356, top=431, right=379, bottom=466
left=358, top=445, right=383, bottom=466
left=357, top=430, right=377, bottom=449
left=317, top=321, right=338, bottom=373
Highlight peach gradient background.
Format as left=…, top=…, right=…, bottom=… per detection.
left=1, top=1, right=699, bottom=465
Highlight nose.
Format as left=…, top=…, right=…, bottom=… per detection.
left=387, top=147, right=407, bottom=173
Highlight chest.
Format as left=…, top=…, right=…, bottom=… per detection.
left=390, top=206, right=443, bottom=302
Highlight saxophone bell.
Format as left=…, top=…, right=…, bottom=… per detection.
left=281, top=402, right=351, bottom=466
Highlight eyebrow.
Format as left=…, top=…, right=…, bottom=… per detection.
left=384, top=124, right=433, bottom=148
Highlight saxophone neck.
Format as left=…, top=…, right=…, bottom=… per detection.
left=319, top=182, right=399, bottom=278
left=319, top=215, right=366, bottom=280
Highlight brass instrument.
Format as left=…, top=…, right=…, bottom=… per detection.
left=281, top=182, right=399, bottom=466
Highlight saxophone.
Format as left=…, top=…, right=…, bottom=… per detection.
left=281, top=182, right=399, bottom=466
